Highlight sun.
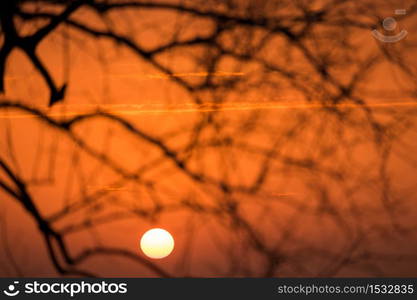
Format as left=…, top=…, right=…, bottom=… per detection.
left=140, top=228, right=174, bottom=259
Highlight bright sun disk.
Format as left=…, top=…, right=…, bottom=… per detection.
left=140, top=228, right=174, bottom=259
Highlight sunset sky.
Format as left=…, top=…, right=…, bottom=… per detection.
left=1, top=0, right=417, bottom=277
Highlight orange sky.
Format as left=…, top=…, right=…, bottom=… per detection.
left=1, top=0, right=417, bottom=277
